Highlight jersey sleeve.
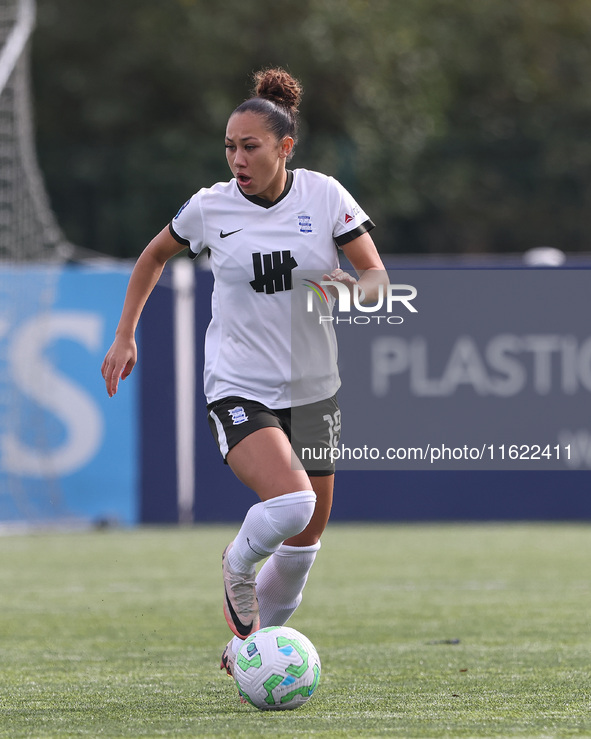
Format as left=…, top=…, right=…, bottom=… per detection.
left=169, top=193, right=206, bottom=259
left=329, top=177, right=375, bottom=247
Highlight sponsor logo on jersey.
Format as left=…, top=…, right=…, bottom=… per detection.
left=344, top=206, right=360, bottom=224
left=228, top=406, right=248, bottom=425
left=250, top=251, right=298, bottom=294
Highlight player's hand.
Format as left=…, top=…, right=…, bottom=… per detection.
left=322, top=268, right=359, bottom=298
left=101, top=335, right=137, bottom=397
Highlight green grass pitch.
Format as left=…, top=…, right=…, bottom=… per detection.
left=0, top=523, right=589, bottom=738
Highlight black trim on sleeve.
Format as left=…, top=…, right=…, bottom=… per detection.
left=169, top=221, right=191, bottom=247
left=334, top=218, right=376, bottom=247
left=169, top=222, right=197, bottom=258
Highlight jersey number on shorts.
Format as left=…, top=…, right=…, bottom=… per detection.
left=250, top=251, right=298, bottom=294
left=323, top=410, right=342, bottom=448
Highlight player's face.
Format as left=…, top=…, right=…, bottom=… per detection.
left=225, top=111, right=293, bottom=202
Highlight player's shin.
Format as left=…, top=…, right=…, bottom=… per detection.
left=222, top=490, right=316, bottom=638
left=256, top=541, right=321, bottom=627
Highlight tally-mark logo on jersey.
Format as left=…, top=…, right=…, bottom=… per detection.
left=228, top=406, right=249, bottom=425
left=250, top=251, right=298, bottom=294
left=303, top=278, right=418, bottom=326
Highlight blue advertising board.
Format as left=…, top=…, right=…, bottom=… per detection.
left=0, top=264, right=138, bottom=526
left=140, top=264, right=591, bottom=524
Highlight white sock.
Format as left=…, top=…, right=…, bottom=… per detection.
left=256, top=542, right=321, bottom=627
left=228, top=490, right=316, bottom=574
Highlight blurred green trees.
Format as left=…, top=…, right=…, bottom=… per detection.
left=32, top=0, right=591, bottom=257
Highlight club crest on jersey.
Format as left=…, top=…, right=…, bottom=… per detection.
left=228, top=406, right=248, bottom=425
left=297, top=214, right=313, bottom=234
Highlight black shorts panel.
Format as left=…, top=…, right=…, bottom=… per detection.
left=206, top=395, right=340, bottom=476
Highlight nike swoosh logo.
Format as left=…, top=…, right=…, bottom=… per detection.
left=224, top=589, right=254, bottom=636
left=220, top=229, right=243, bottom=239
left=247, top=537, right=266, bottom=557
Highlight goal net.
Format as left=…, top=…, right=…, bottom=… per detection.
left=0, top=0, right=66, bottom=260
left=0, top=0, right=74, bottom=528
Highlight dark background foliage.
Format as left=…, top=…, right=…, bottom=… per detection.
left=31, top=0, right=591, bottom=257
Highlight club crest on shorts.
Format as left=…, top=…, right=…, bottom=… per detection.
left=228, top=406, right=248, bottom=425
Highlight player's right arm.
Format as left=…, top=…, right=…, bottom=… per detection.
left=101, top=226, right=186, bottom=397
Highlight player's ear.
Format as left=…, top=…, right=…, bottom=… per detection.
left=279, top=136, right=294, bottom=160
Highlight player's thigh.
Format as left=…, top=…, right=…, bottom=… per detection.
left=283, top=473, right=334, bottom=547
left=226, top=426, right=312, bottom=501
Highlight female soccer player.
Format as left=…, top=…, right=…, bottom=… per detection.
left=101, top=67, right=387, bottom=675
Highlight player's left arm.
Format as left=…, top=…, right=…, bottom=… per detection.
left=325, top=231, right=389, bottom=304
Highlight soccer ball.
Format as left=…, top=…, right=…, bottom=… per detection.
left=234, top=626, right=321, bottom=711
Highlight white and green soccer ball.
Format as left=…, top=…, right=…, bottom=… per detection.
left=234, top=626, right=321, bottom=711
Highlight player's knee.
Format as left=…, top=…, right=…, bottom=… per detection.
left=263, top=490, right=316, bottom=540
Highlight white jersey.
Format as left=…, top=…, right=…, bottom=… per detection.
left=170, top=168, right=374, bottom=408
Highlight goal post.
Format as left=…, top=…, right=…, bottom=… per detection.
left=0, top=0, right=78, bottom=528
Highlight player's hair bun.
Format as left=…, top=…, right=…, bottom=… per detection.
left=232, top=68, right=302, bottom=159
left=253, top=68, right=303, bottom=112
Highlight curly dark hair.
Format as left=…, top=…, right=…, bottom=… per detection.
left=231, top=68, right=303, bottom=158
left=252, top=67, right=303, bottom=111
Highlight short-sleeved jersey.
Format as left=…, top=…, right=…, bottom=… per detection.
left=170, top=168, right=374, bottom=408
